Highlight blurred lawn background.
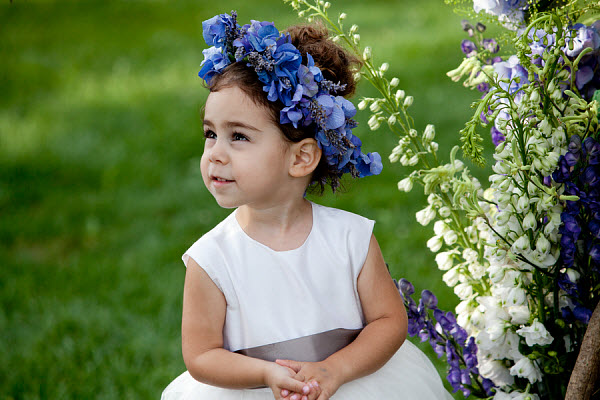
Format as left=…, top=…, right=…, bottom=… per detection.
left=1, top=0, right=495, bottom=398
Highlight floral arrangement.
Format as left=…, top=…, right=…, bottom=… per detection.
left=198, top=12, right=382, bottom=187
left=284, top=0, right=600, bottom=398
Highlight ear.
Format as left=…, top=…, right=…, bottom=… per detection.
left=289, top=138, right=322, bottom=178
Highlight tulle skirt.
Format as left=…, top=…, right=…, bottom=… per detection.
left=161, top=340, right=454, bottom=399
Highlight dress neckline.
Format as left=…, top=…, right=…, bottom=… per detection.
left=232, top=202, right=317, bottom=254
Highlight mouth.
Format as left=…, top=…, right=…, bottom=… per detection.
left=211, top=176, right=235, bottom=184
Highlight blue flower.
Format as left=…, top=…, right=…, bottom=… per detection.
left=199, top=46, right=231, bottom=84
left=493, top=55, right=529, bottom=95
left=202, top=13, right=238, bottom=48
left=356, top=152, right=383, bottom=177
left=235, top=20, right=280, bottom=52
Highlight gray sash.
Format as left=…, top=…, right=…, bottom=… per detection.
left=235, top=328, right=362, bottom=362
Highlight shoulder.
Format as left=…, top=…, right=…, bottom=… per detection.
left=183, top=211, right=239, bottom=267
left=312, top=202, right=375, bottom=233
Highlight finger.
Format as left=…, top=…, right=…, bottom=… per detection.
left=276, top=359, right=303, bottom=372
left=307, top=381, right=321, bottom=400
left=281, top=389, right=289, bottom=398
left=282, top=378, right=310, bottom=398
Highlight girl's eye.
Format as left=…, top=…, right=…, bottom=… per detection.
left=233, top=133, right=249, bottom=141
left=203, top=130, right=216, bottom=139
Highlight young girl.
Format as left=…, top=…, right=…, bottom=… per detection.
left=162, top=12, right=453, bottom=400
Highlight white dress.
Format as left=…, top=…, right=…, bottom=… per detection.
left=162, top=202, right=453, bottom=399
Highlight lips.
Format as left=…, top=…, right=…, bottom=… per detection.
left=210, top=175, right=235, bottom=186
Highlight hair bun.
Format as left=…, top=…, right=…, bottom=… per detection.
left=286, top=23, right=362, bottom=97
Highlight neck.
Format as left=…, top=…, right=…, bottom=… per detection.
left=236, top=197, right=313, bottom=251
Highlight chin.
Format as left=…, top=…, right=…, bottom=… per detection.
left=214, top=198, right=240, bottom=209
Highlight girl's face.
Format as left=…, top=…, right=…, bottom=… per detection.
left=201, top=85, right=295, bottom=209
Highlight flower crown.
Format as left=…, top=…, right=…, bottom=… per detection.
left=199, top=11, right=382, bottom=181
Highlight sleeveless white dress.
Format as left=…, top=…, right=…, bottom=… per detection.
left=162, top=202, right=453, bottom=399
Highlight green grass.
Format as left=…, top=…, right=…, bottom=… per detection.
left=1, top=0, right=494, bottom=398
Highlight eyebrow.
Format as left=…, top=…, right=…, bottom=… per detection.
left=202, top=119, right=261, bottom=132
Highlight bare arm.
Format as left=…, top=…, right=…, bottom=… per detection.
left=277, top=234, right=408, bottom=399
left=325, top=233, right=407, bottom=382
left=181, top=257, right=310, bottom=396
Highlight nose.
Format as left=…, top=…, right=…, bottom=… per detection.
left=206, top=136, right=229, bottom=164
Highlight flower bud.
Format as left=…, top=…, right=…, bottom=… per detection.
left=398, top=177, right=413, bottom=192
left=566, top=268, right=580, bottom=283
left=379, top=62, right=389, bottom=72
left=454, top=282, right=474, bottom=299
left=349, top=24, right=359, bottom=34
left=409, top=128, right=417, bottom=137
left=443, top=230, right=458, bottom=245
left=435, top=251, right=454, bottom=270
left=388, top=114, right=397, bottom=126
left=536, top=234, right=550, bottom=255
left=522, top=212, right=536, bottom=230
left=403, top=95, right=414, bottom=107
left=427, top=235, right=443, bottom=253
left=416, top=206, right=436, bottom=226
left=513, top=234, right=530, bottom=252
left=443, top=266, right=460, bottom=286
left=368, top=115, right=380, bottom=130
left=338, top=12, right=347, bottom=20
left=423, top=124, right=435, bottom=143
left=362, top=46, right=372, bottom=61
left=369, top=100, right=381, bottom=112
left=438, top=207, right=451, bottom=218
left=516, top=196, right=529, bottom=213
left=407, top=154, right=419, bottom=166
left=390, top=77, right=399, bottom=87
left=353, top=34, right=360, bottom=43
left=323, top=1, right=331, bottom=9
left=357, top=99, right=368, bottom=110
left=395, top=89, right=405, bottom=101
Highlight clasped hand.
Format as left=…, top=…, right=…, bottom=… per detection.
left=269, top=359, right=340, bottom=400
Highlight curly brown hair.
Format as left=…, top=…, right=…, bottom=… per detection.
left=205, top=22, right=362, bottom=193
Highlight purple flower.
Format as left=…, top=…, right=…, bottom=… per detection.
left=421, top=290, right=438, bottom=309
left=552, top=156, right=571, bottom=182
left=581, top=166, right=600, bottom=187
left=482, top=38, right=499, bottom=53
left=561, top=213, right=581, bottom=236
left=461, top=40, right=477, bottom=57
left=569, top=134, right=582, bottom=154
left=584, top=137, right=600, bottom=165
left=589, top=243, right=600, bottom=262
left=491, top=126, right=506, bottom=146
left=398, top=278, right=415, bottom=296
left=574, top=305, right=593, bottom=323
left=565, top=151, right=580, bottom=167
left=565, top=23, right=600, bottom=58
